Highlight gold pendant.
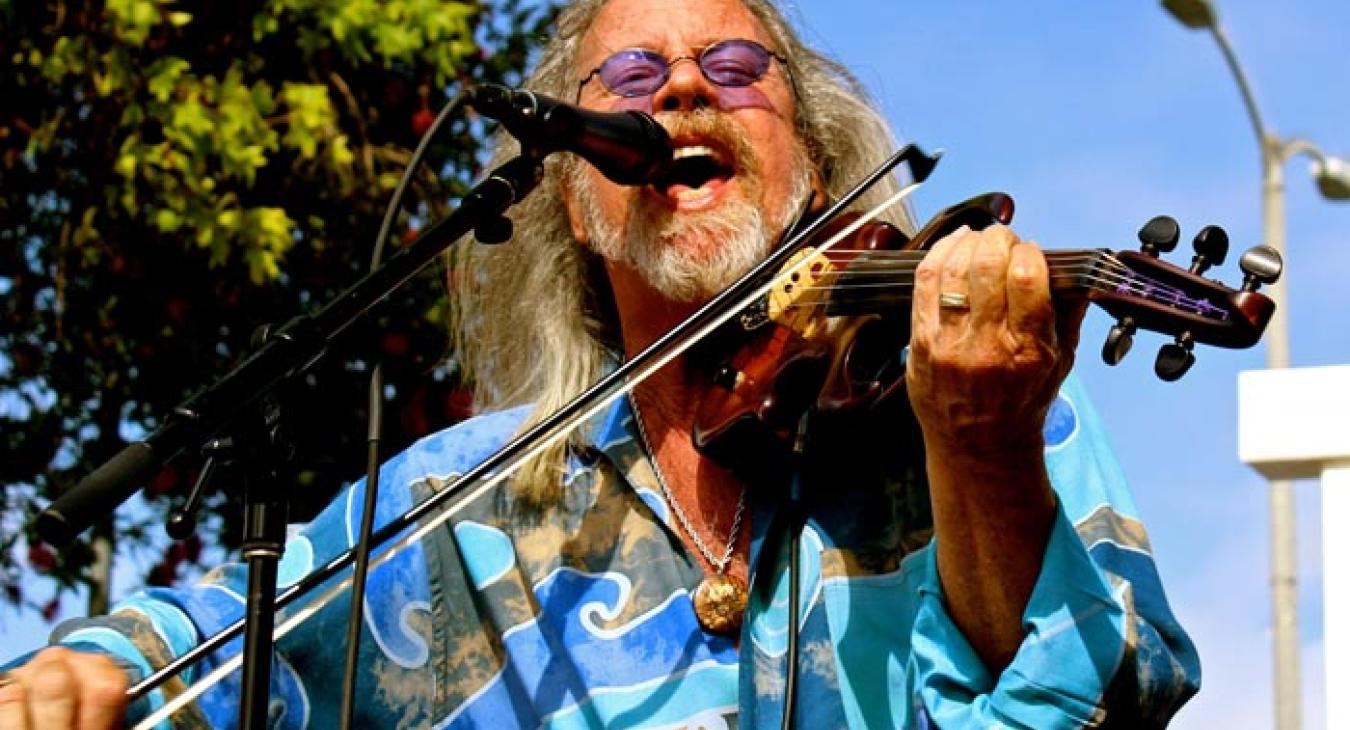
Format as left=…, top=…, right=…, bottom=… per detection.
left=693, top=573, right=748, bottom=635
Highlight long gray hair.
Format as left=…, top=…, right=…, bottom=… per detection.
left=450, top=0, right=916, bottom=503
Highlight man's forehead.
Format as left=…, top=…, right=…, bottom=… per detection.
left=579, top=0, right=770, bottom=63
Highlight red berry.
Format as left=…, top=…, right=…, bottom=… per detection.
left=183, top=535, right=203, bottom=563
left=381, top=332, right=410, bottom=359
left=445, top=388, right=474, bottom=423
left=168, top=542, right=189, bottom=564
left=165, top=296, right=189, bottom=324
left=148, top=561, right=177, bottom=587
left=27, top=544, right=56, bottom=573
left=410, top=108, right=436, bottom=137
left=148, top=465, right=180, bottom=497
left=400, top=387, right=431, bottom=436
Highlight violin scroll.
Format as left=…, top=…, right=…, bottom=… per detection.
left=1097, top=217, right=1281, bottom=380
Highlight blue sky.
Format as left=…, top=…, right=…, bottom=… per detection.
left=4, top=1, right=1349, bottom=726
left=785, top=0, right=1349, bottom=726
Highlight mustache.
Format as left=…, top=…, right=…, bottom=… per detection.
left=651, top=108, right=759, bottom=181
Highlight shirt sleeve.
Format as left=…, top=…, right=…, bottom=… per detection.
left=0, top=416, right=495, bottom=729
left=908, top=373, right=1201, bottom=728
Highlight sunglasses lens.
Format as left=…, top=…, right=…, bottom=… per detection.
left=700, top=40, right=771, bottom=87
left=598, top=49, right=670, bottom=97
left=592, top=40, right=776, bottom=98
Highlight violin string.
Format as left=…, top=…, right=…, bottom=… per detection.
left=816, top=250, right=1137, bottom=280
left=820, top=250, right=1161, bottom=295
left=797, top=275, right=1216, bottom=313
left=815, top=249, right=1141, bottom=283
left=799, top=265, right=1126, bottom=295
left=786, top=266, right=1227, bottom=318
left=800, top=251, right=1211, bottom=311
left=813, top=251, right=1134, bottom=283
left=806, top=266, right=1125, bottom=291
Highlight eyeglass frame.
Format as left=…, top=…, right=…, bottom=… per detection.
left=574, top=38, right=797, bottom=104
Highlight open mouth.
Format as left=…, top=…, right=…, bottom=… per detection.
left=655, top=144, right=735, bottom=205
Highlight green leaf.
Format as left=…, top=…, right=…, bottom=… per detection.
left=0, top=0, right=550, bottom=623
left=169, top=98, right=214, bottom=139
left=115, top=152, right=137, bottom=179
left=147, top=57, right=191, bottom=103
left=154, top=208, right=182, bottom=232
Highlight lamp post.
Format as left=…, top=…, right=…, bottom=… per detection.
left=1161, top=1, right=1350, bottom=728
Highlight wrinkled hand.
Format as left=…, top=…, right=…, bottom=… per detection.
left=906, top=224, right=1089, bottom=670
left=0, top=647, right=128, bottom=729
left=907, top=225, right=1087, bottom=457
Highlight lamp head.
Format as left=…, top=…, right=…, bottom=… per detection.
left=1162, top=0, right=1219, bottom=29
left=1312, top=157, right=1350, bottom=200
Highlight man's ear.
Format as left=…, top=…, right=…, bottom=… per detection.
left=808, top=166, right=828, bottom=214
left=561, top=172, right=590, bottom=245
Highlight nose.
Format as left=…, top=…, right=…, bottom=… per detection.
left=652, top=55, right=715, bottom=112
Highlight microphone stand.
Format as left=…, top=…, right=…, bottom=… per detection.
left=47, top=141, right=939, bottom=728
left=36, top=148, right=548, bottom=727
left=95, top=143, right=935, bottom=728
left=234, top=376, right=296, bottom=730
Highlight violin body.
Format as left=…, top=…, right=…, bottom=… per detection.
left=693, top=194, right=1015, bottom=468
left=693, top=187, right=1279, bottom=470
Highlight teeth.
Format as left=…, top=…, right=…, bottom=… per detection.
left=675, top=188, right=711, bottom=200
left=673, top=145, right=717, bottom=160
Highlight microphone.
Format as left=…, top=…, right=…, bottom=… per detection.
left=470, top=83, right=673, bottom=186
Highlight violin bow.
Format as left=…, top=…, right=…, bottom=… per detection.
left=129, top=144, right=942, bottom=728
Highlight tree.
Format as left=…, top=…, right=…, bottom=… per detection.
left=0, top=0, right=556, bottom=621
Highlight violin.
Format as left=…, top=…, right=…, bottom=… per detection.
left=123, top=148, right=1281, bottom=727
left=693, top=192, right=1282, bottom=467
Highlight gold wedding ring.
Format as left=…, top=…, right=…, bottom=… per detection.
left=938, top=291, right=970, bottom=311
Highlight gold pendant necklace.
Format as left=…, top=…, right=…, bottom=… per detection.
left=631, top=397, right=748, bottom=635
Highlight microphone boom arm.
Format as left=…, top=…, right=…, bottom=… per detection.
left=37, top=152, right=547, bottom=547
left=124, top=144, right=938, bottom=728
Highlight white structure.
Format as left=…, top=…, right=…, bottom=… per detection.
left=1239, top=364, right=1350, bottom=728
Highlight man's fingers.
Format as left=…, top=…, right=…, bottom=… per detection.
left=0, top=648, right=127, bottom=730
left=969, top=226, right=1016, bottom=328
left=913, top=225, right=968, bottom=334
left=0, top=671, right=31, bottom=729
left=25, top=651, right=79, bottom=729
left=1005, top=240, right=1054, bottom=344
left=75, top=655, right=127, bottom=730
left=935, top=227, right=976, bottom=324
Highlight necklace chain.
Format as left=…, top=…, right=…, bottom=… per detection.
left=630, top=396, right=745, bottom=573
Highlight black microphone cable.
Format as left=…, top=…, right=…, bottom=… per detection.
left=338, top=88, right=471, bottom=730
left=339, top=82, right=671, bottom=730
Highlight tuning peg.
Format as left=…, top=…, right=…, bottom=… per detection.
left=1155, top=332, right=1196, bottom=382
left=1239, top=245, right=1284, bottom=292
left=1101, top=316, right=1136, bottom=365
left=1189, top=225, right=1229, bottom=275
left=1138, top=215, right=1180, bottom=257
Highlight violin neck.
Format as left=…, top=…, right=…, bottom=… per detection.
left=825, top=248, right=1107, bottom=315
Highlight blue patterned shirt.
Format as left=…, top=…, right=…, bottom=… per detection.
left=21, top=372, right=1198, bottom=728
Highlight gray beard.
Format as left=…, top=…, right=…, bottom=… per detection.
left=571, top=143, right=812, bottom=303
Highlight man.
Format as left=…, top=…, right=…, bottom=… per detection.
left=1, top=0, right=1200, bottom=727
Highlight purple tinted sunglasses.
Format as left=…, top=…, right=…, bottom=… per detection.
left=576, top=38, right=790, bottom=102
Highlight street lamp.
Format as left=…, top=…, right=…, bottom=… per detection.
left=1161, top=1, right=1350, bottom=729
left=1312, top=155, right=1350, bottom=200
